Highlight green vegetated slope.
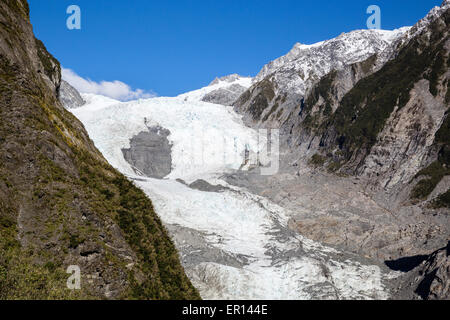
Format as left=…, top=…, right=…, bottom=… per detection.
left=235, top=77, right=276, bottom=122
left=0, top=0, right=199, bottom=299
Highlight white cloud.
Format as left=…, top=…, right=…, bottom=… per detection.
left=62, top=68, right=156, bottom=101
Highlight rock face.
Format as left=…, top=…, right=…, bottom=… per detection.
left=122, top=126, right=172, bottom=179
left=316, top=2, right=449, bottom=188
left=420, top=243, right=450, bottom=300
left=0, top=0, right=199, bottom=299
left=202, top=83, right=248, bottom=106
left=357, top=79, right=447, bottom=191
left=59, top=80, right=85, bottom=109
left=392, top=242, right=449, bottom=300
left=223, top=165, right=449, bottom=263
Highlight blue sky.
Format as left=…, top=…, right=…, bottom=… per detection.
left=29, top=0, right=442, bottom=97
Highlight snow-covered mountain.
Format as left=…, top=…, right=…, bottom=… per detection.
left=238, top=0, right=450, bottom=120
left=254, top=27, right=410, bottom=97
left=178, top=74, right=253, bottom=106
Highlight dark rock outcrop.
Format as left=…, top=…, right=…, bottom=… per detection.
left=122, top=126, right=172, bottom=179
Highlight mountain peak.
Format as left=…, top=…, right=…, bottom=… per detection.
left=209, top=74, right=249, bottom=86
left=254, top=27, right=410, bottom=96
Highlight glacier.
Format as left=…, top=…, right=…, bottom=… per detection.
left=71, top=93, right=396, bottom=300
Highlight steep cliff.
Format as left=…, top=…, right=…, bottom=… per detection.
left=59, top=80, right=85, bottom=109
left=0, top=0, right=199, bottom=299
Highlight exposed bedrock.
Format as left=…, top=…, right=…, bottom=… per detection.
left=122, top=126, right=172, bottom=179
left=390, top=241, right=449, bottom=300
left=59, top=80, right=86, bottom=109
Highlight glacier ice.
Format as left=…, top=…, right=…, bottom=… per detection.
left=70, top=93, right=395, bottom=300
